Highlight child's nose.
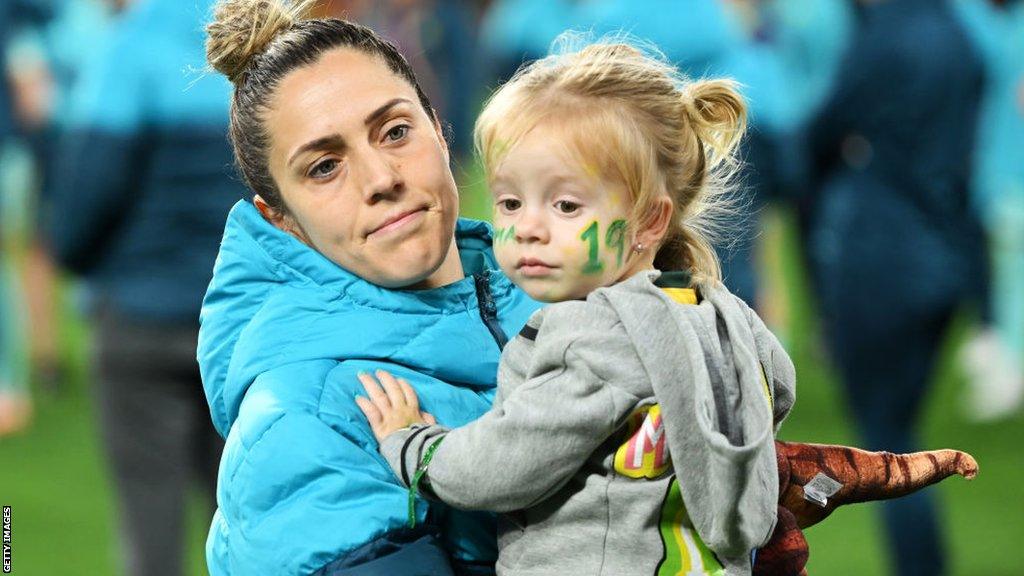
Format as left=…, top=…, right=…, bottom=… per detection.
left=514, top=209, right=549, bottom=244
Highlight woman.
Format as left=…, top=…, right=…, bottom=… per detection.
left=199, top=1, right=539, bottom=574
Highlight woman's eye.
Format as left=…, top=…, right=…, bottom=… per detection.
left=385, top=124, right=409, bottom=142
left=309, top=159, right=338, bottom=179
left=498, top=198, right=522, bottom=212
left=554, top=200, right=581, bottom=214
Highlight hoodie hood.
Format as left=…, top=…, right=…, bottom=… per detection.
left=596, top=271, right=793, bottom=569
left=198, top=200, right=519, bottom=437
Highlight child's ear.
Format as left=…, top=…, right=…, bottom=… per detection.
left=636, top=196, right=674, bottom=249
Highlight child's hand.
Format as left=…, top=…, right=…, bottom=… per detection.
left=355, top=370, right=436, bottom=443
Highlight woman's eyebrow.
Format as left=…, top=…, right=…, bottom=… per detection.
left=364, top=97, right=413, bottom=127
left=287, top=99, right=414, bottom=168
left=288, top=134, right=346, bottom=168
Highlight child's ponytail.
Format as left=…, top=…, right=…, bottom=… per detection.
left=654, top=79, right=748, bottom=282
left=682, top=79, right=747, bottom=170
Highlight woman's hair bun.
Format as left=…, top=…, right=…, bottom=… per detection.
left=206, top=0, right=316, bottom=83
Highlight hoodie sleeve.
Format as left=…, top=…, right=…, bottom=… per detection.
left=379, top=302, right=641, bottom=513
left=740, top=297, right=796, bottom=432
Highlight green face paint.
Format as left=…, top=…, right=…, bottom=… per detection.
left=493, top=225, right=516, bottom=245
left=580, top=220, right=605, bottom=275
left=605, top=219, right=627, bottom=267
left=579, top=219, right=628, bottom=274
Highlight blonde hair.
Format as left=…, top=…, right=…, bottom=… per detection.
left=474, top=36, right=747, bottom=282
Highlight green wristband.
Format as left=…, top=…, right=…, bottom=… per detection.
left=408, top=436, right=445, bottom=529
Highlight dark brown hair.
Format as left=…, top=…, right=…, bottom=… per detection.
left=206, top=0, right=434, bottom=213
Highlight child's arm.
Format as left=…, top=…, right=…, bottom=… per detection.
left=355, top=326, right=638, bottom=513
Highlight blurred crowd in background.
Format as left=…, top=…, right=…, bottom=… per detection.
left=0, top=1, right=1021, bottom=575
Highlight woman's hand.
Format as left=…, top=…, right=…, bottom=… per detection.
left=355, top=370, right=436, bottom=443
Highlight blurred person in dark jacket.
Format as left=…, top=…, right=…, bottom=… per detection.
left=806, top=1, right=987, bottom=574
left=47, top=0, right=243, bottom=573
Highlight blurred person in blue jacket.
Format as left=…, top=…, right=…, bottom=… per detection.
left=479, top=0, right=576, bottom=82
left=0, top=0, right=54, bottom=435
left=953, top=0, right=1024, bottom=421
left=740, top=0, right=853, bottom=221
left=805, top=1, right=987, bottom=574
left=720, top=0, right=855, bottom=321
left=0, top=0, right=52, bottom=144
left=198, top=0, right=541, bottom=574
left=344, top=0, right=481, bottom=162
left=732, top=0, right=853, bottom=137
left=46, top=0, right=244, bottom=573
left=4, top=0, right=113, bottom=399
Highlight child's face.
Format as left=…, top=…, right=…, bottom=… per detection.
left=490, top=128, right=643, bottom=303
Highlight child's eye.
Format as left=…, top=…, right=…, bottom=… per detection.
left=309, top=158, right=339, bottom=179
left=384, top=124, right=410, bottom=142
left=498, top=198, right=522, bottom=212
left=554, top=200, right=581, bottom=215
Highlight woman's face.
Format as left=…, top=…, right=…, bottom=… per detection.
left=263, top=48, right=461, bottom=289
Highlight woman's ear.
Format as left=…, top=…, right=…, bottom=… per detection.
left=254, top=194, right=310, bottom=245
left=635, top=195, right=674, bottom=250
left=253, top=194, right=280, bottom=223
left=432, top=113, right=450, bottom=164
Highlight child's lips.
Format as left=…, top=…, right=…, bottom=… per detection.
left=516, top=258, right=557, bottom=277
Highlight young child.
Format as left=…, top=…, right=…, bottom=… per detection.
left=355, top=39, right=791, bottom=576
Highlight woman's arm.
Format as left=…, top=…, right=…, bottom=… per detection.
left=218, top=409, right=415, bottom=574
left=217, top=361, right=486, bottom=575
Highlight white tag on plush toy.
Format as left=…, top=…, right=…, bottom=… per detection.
left=803, top=473, right=843, bottom=507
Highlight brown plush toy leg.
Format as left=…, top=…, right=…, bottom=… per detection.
left=752, top=506, right=809, bottom=576
left=775, top=441, right=978, bottom=529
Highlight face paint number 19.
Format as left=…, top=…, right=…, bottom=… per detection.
left=581, top=219, right=628, bottom=274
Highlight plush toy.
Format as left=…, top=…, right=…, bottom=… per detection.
left=752, top=442, right=979, bottom=576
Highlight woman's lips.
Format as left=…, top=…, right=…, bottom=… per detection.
left=369, top=208, right=426, bottom=237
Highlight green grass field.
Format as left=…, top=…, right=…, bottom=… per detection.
left=0, top=170, right=1022, bottom=575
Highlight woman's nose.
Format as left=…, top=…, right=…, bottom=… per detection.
left=357, top=149, right=402, bottom=203
left=514, top=209, right=549, bottom=244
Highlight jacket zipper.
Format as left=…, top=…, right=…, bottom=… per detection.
left=473, top=269, right=509, bottom=351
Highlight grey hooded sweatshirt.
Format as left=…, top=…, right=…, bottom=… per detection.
left=380, top=270, right=796, bottom=575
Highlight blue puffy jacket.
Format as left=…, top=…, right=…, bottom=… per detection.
left=198, top=201, right=541, bottom=575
